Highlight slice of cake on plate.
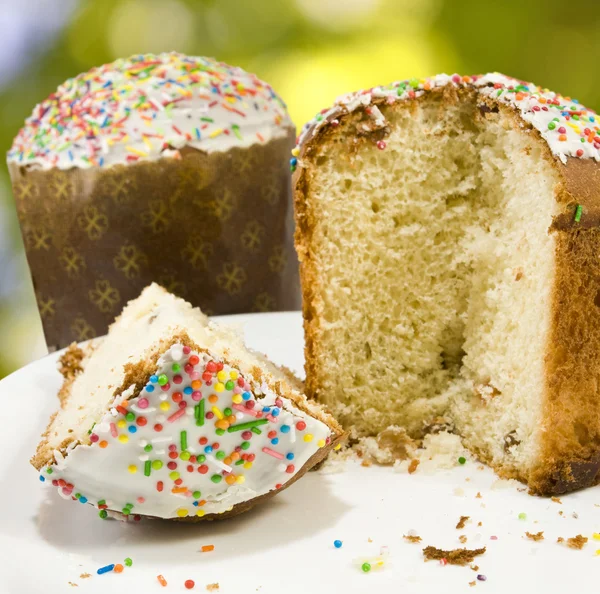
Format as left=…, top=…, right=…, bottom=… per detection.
left=293, top=72, right=600, bottom=495
left=32, top=284, right=343, bottom=520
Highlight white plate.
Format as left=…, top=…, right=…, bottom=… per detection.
left=0, top=311, right=598, bottom=593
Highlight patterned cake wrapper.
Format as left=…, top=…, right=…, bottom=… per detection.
left=9, top=132, right=300, bottom=351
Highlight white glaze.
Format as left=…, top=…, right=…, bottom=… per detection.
left=41, top=344, right=332, bottom=519
left=8, top=53, right=293, bottom=170
left=296, top=73, right=600, bottom=165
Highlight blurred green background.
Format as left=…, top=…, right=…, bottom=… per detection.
left=1, top=0, right=600, bottom=378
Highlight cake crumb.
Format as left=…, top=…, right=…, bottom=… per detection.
left=408, top=459, right=420, bottom=474
left=558, top=535, right=587, bottom=550
left=456, top=516, right=470, bottom=529
left=525, top=531, right=544, bottom=542
left=376, top=426, right=417, bottom=462
left=477, top=521, right=482, bottom=527
left=469, top=581, right=476, bottom=587
left=423, top=546, right=486, bottom=565
left=368, top=537, right=373, bottom=543
left=471, top=565, right=479, bottom=571
left=551, top=497, right=562, bottom=504
left=68, top=583, right=78, bottom=588
left=403, top=534, right=422, bottom=543
left=396, top=432, right=466, bottom=474
left=475, top=492, right=482, bottom=499
left=559, top=510, right=564, bottom=516
left=79, top=574, right=91, bottom=579
left=206, top=584, right=219, bottom=592
left=319, top=446, right=354, bottom=474
left=59, top=344, right=85, bottom=380
left=361, top=459, right=372, bottom=467
left=459, top=535, right=467, bottom=544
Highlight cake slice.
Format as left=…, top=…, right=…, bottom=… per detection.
left=33, top=284, right=343, bottom=520
left=293, top=73, right=600, bottom=495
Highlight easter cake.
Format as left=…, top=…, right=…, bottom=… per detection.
left=293, top=73, right=600, bottom=495
left=8, top=53, right=299, bottom=351
left=32, top=284, right=343, bottom=520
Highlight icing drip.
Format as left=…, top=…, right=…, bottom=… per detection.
left=39, top=344, right=332, bottom=519
left=294, top=73, right=599, bottom=165
left=8, top=52, right=293, bottom=170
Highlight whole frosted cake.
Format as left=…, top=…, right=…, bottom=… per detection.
left=33, top=284, right=343, bottom=520
left=293, top=73, right=600, bottom=495
left=9, top=53, right=300, bottom=350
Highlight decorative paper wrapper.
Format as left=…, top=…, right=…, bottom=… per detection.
left=9, top=133, right=300, bottom=351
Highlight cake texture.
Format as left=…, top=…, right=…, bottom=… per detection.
left=33, top=284, right=343, bottom=520
left=293, top=72, right=600, bottom=495
left=9, top=53, right=300, bottom=350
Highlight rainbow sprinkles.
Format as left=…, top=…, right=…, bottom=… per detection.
left=294, top=73, right=600, bottom=165
left=40, top=344, right=333, bottom=519
left=33, top=284, right=341, bottom=521
left=8, top=53, right=293, bottom=170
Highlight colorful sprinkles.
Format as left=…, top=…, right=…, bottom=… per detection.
left=40, top=344, right=332, bottom=519
left=8, top=53, right=292, bottom=170
left=295, top=73, right=600, bottom=165
left=355, top=550, right=389, bottom=573
left=97, top=564, right=114, bottom=575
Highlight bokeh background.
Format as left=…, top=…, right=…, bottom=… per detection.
left=1, top=0, right=600, bottom=378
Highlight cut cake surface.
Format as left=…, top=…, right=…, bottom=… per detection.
left=293, top=73, right=600, bottom=495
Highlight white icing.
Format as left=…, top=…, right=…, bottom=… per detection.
left=296, top=73, right=600, bottom=165
left=8, top=53, right=293, bottom=170
left=41, top=343, right=332, bottom=519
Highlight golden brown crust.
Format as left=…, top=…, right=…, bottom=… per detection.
left=531, top=225, right=600, bottom=495
left=294, top=82, right=600, bottom=496
left=56, top=343, right=87, bottom=406
left=58, top=343, right=85, bottom=380
left=31, top=343, right=91, bottom=469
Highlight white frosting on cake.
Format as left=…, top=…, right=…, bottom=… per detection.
left=8, top=53, right=293, bottom=170
left=42, top=344, right=331, bottom=519
left=37, top=284, right=334, bottom=520
left=294, top=73, right=600, bottom=165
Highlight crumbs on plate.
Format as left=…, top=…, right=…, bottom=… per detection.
left=558, top=535, right=588, bottom=549
left=423, top=546, right=486, bottom=565
left=456, top=516, right=470, bottom=529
